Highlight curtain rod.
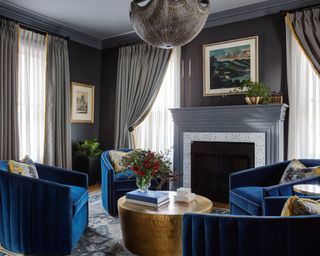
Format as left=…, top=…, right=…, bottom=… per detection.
left=0, top=14, right=69, bottom=40
left=281, top=4, right=320, bottom=16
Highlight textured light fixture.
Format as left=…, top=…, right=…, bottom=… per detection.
left=130, top=0, right=210, bottom=49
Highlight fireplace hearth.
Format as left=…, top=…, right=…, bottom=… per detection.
left=191, top=141, right=254, bottom=203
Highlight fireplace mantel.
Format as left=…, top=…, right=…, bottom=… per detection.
left=170, top=104, right=288, bottom=186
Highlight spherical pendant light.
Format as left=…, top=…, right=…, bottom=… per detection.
left=130, top=0, right=210, bottom=49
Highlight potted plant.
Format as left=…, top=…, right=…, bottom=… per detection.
left=73, top=138, right=103, bottom=185
left=232, top=80, right=270, bottom=104
left=122, top=149, right=177, bottom=192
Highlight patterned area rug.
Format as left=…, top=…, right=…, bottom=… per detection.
left=0, top=191, right=228, bottom=256
left=71, top=191, right=133, bottom=256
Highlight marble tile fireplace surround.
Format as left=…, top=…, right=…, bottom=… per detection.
left=170, top=104, right=288, bottom=190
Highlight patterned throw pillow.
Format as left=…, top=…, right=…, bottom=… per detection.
left=109, top=150, right=133, bottom=172
left=279, top=159, right=320, bottom=184
left=8, top=160, right=39, bottom=179
left=281, top=196, right=320, bottom=216
left=20, top=155, right=36, bottom=165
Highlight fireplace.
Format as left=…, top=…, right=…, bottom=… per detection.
left=191, top=141, right=255, bottom=203
left=170, top=104, right=288, bottom=204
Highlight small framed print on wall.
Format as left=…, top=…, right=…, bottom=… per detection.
left=203, top=36, right=259, bottom=96
left=71, top=82, right=94, bottom=123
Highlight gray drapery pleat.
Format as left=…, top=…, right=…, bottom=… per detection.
left=0, top=20, right=20, bottom=160
left=43, top=35, right=72, bottom=168
left=114, top=44, right=171, bottom=149
left=287, top=8, right=320, bottom=76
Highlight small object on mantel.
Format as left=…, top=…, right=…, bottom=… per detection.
left=174, top=187, right=195, bottom=203
left=271, top=91, right=283, bottom=104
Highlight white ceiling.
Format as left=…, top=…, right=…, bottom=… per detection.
left=5, top=0, right=267, bottom=40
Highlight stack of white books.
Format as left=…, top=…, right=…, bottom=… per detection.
left=174, top=187, right=195, bottom=203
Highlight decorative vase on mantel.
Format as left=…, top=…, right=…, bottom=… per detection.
left=245, top=96, right=262, bottom=105
left=230, top=80, right=270, bottom=105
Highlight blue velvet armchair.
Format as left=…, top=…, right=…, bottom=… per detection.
left=101, top=150, right=165, bottom=216
left=229, top=159, right=320, bottom=215
left=0, top=160, right=89, bottom=255
left=183, top=211, right=320, bottom=256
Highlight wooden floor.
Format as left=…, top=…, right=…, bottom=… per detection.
left=212, top=202, right=229, bottom=210
left=89, top=183, right=101, bottom=193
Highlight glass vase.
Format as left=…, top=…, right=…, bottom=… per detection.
left=136, top=176, right=151, bottom=192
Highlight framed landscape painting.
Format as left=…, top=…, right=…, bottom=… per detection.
left=203, top=36, right=259, bottom=96
left=71, top=82, right=94, bottom=123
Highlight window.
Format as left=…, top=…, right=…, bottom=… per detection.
left=134, top=48, right=180, bottom=154
left=18, top=29, right=46, bottom=162
left=286, top=22, right=320, bottom=159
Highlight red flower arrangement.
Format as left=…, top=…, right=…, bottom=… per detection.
left=122, top=149, right=177, bottom=191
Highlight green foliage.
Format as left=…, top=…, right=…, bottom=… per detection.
left=231, top=80, right=271, bottom=103
left=73, top=138, right=103, bottom=159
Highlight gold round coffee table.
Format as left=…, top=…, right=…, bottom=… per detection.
left=118, top=191, right=212, bottom=256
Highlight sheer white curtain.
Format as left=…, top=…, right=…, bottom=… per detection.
left=286, top=22, right=320, bottom=159
left=18, top=29, right=46, bottom=162
left=134, top=48, right=180, bottom=153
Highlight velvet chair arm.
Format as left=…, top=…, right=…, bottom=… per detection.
left=36, top=163, right=88, bottom=188
left=101, top=151, right=116, bottom=214
left=263, top=175, right=320, bottom=197
left=0, top=171, right=73, bottom=255
left=183, top=213, right=320, bottom=256
left=229, top=161, right=290, bottom=189
left=263, top=196, right=320, bottom=216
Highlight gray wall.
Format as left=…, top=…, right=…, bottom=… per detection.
left=99, top=47, right=119, bottom=149
left=98, top=13, right=289, bottom=152
left=181, top=13, right=287, bottom=107
left=68, top=40, right=102, bottom=142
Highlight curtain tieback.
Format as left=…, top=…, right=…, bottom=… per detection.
left=129, top=127, right=134, bottom=132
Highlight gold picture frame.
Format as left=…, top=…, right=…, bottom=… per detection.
left=71, top=82, right=94, bottom=123
left=203, top=36, right=259, bottom=96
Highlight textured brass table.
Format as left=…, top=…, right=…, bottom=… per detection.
left=118, top=191, right=212, bottom=256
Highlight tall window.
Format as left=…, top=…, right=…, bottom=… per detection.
left=18, top=29, right=46, bottom=162
left=134, top=48, right=180, bottom=153
left=286, top=22, right=320, bottom=159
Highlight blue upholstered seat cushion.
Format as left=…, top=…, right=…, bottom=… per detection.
left=114, top=169, right=136, bottom=180
left=68, top=185, right=88, bottom=216
left=230, top=186, right=264, bottom=215
left=0, top=161, right=8, bottom=172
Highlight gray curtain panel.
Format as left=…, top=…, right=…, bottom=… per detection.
left=43, top=35, right=72, bottom=168
left=0, top=20, right=20, bottom=160
left=114, top=44, right=171, bottom=149
left=287, top=8, right=320, bottom=76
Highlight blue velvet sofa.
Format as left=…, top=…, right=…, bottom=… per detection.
left=0, top=160, right=89, bottom=255
left=101, top=150, right=165, bottom=216
left=184, top=185, right=320, bottom=256
left=183, top=211, right=320, bottom=256
left=229, top=159, right=320, bottom=215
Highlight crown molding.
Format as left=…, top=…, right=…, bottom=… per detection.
left=1, top=0, right=318, bottom=50
left=205, top=0, right=320, bottom=28
left=102, top=0, right=320, bottom=49
left=0, top=1, right=102, bottom=49
left=102, top=31, right=141, bottom=50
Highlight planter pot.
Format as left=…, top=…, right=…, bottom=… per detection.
left=72, top=156, right=101, bottom=185
left=245, top=96, right=262, bottom=105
